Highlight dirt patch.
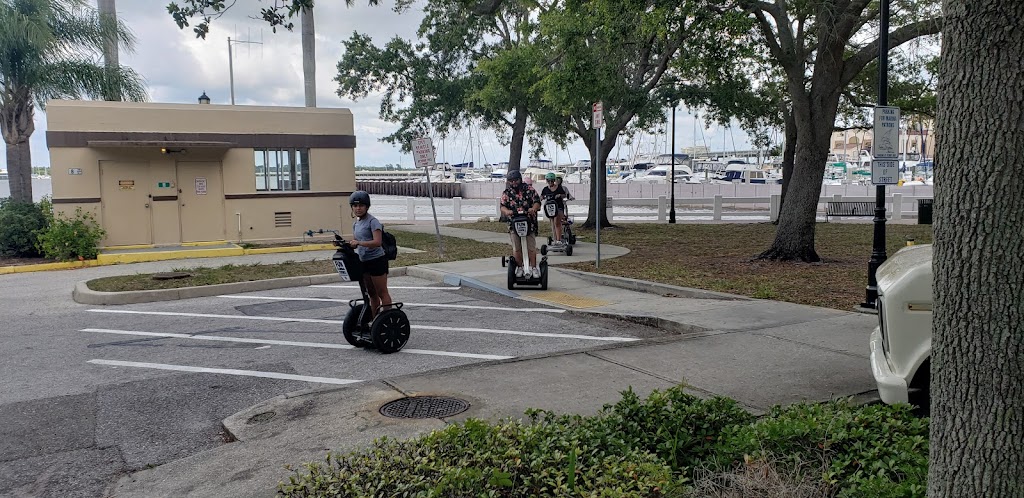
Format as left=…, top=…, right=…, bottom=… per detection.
left=0, top=256, right=52, bottom=267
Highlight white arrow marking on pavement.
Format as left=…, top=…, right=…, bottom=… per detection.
left=311, top=285, right=461, bottom=290
left=87, top=359, right=362, bottom=386
left=81, top=328, right=513, bottom=360
left=86, top=309, right=638, bottom=342
left=215, top=294, right=565, bottom=313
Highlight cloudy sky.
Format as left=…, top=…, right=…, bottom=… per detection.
left=9, top=0, right=756, bottom=171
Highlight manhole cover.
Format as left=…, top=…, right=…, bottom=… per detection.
left=379, top=396, right=470, bottom=419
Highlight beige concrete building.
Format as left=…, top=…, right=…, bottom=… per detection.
left=46, top=101, right=356, bottom=247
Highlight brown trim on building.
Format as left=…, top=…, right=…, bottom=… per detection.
left=47, top=131, right=357, bottom=149
left=151, top=196, right=179, bottom=201
left=225, top=191, right=352, bottom=200
left=52, top=197, right=101, bottom=204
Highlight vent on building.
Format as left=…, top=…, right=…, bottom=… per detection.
left=274, top=212, right=292, bottom=228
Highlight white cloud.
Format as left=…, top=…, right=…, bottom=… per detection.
left=5, top=0, right=756, bottom=172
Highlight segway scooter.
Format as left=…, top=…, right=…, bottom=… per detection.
left=327, top=231, right=411, bottom=354
left=504, top=213, right=548, bottom=290
left=540, top=194, right=573, bottom=257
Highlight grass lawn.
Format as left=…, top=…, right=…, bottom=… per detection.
left=451, top=220, right=934, bottom=310
left=86, top=229, right=508, bottom=292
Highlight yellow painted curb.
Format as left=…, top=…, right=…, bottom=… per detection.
left=528, top=291, right=611, bottom=309
left=243, top=244, right=336, bottom=255
left=1, top=260, right=100, bottom=274
left=97, top=247, right=245, bottom=265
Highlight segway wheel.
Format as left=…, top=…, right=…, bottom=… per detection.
left=565, top=244, right=573, bottom=256
left=540, top=244, right=547, bottom=255
left=342, top=303, right=373, bottom=347
left=501, top=255, right=507, bottom=267
left=540, top=264, right=548, bottom=290
left=548, top=236, right=553, bottom=245
left=507, top=259, right=517, bottom=290
left=371, top=308, right=411, bottom=354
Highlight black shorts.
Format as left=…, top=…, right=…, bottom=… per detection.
left=362, top=255, right=389, bottom=277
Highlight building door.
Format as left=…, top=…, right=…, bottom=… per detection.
left=176, top=162, right=226, bottom=243
left=99, top=161, right=152, bottom=246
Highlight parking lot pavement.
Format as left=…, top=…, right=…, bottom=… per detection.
left=75, top=275, right=659, bottom=390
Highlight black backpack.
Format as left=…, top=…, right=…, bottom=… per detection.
left=381, top=229, right=398, bottom=260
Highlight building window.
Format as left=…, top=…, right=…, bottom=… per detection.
left=255, top=148, right=311, bottom=191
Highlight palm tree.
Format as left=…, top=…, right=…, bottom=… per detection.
left=1, top=0, right=147, bottom=202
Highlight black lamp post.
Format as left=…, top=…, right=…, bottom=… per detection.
left=862, top=0, right=890, bottom=309
left=669, top=105, right=677, bottom=223
left=198, top=91, right=211, bottom=104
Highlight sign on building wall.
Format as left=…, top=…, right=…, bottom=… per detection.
left=195, top=177, right=208, bottom=195
left=118, top=180, right=135, bottom=190
left=68, top=168, right=82, bottom=175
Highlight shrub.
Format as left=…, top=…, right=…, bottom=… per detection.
left=0, top=198, right=48, bottom=257
left=35, top=206, right=106, bottom=261
left=710, top=400, right=929, bottom=497
left=279, top=417, right=681, bottom=497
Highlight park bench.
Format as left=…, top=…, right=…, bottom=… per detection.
left=825, top=201, right=876, bottom=222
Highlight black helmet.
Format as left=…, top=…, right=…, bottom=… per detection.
left=505, top=169, right=522, bottom=181
left=349, top=190, right=371, bottom=206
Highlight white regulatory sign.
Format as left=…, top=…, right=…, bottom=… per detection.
left=873, top=106, right=901, bottom=160
left=872, top=160, right=899, bottom=185
left=195, top=177, right=207, bottom=195
left=411, top=137, right=436, bottom=169
left=592, top=101, right=604, bottom=129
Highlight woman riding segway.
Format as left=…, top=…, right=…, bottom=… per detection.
left=540, top=172, right=573, bottom=251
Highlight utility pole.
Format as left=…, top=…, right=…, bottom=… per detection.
left=300, top=6, right=316, bottom=107
left=862, top=0, right=890, bottom=309
left=227, top=34, right=263, bottom=105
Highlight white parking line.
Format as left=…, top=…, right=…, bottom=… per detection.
left=216, top=295, right=565, bottom=313
left=81, top=328, right=513, bottom=360
left=312, top=285, right=461, bottom=290
left=87, top=359, right=362, bottom=385
left=86, top=309, right=638, bottom=342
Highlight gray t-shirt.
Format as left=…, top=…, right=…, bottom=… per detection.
left=353, top=214, right=386, bottom=261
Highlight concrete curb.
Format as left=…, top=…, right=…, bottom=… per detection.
left=403, top=265, right=520, bottom=298
left=563, top=310, right=711, bottom=337
left=73, top=267, right=409, bottom=305
left=556, top=268, right=754, bottom=301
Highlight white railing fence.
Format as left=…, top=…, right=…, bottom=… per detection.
left=369, top=193, right=931, bottom=223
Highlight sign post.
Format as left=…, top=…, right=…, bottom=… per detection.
left=412, top=137, right=445, bottom=258
left=862, top=0, right=893, bottom=310
left=592, top=102, right=604, bottom=269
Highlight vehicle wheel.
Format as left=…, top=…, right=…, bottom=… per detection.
left=370, top=309, right=411, bottom=354
left=565, top=245, right=573, bottom=256
left=507, top=259, right=517, bottom=290
left=540, top=245, right=548, bottom=255
left=548, top=236, right=553, bottom=245
left=501, top=255, right=507, bottom=267
left=540, top=264, right=548, bottom=290
left=342, top=303, right=372, bottom=347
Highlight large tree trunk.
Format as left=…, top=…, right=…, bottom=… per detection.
left=581, top=128, right=613, bottom=229
left=507, top=105, right=528, bottom=171
left=929, top=1, right=1024, bottom=495
left=776, top=108, right=797, bottom=222
left=759, top=92, right=834, bottom=261
left=1, top=98, right=36, bottom=203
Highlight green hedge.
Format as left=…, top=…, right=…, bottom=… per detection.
left=278, top=386, right=928, bottom=497
left=0, top=198, right=48, bottom=258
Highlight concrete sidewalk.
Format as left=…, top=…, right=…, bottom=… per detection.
left=107, top=225, right=879, bottom=497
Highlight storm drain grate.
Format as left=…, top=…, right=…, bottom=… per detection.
left=379, top=396, right=470, bottom=419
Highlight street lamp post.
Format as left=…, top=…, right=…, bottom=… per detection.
left=862, top=0, right=890, bottom=309
left=669, top=105, right=677, bottom=223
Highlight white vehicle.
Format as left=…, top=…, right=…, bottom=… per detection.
left=870, top=244, right=933, bottom=404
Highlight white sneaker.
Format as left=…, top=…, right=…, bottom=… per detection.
left=533, top=266, right=542, bottom=277
left=515, top=266, right=524, bottom=278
